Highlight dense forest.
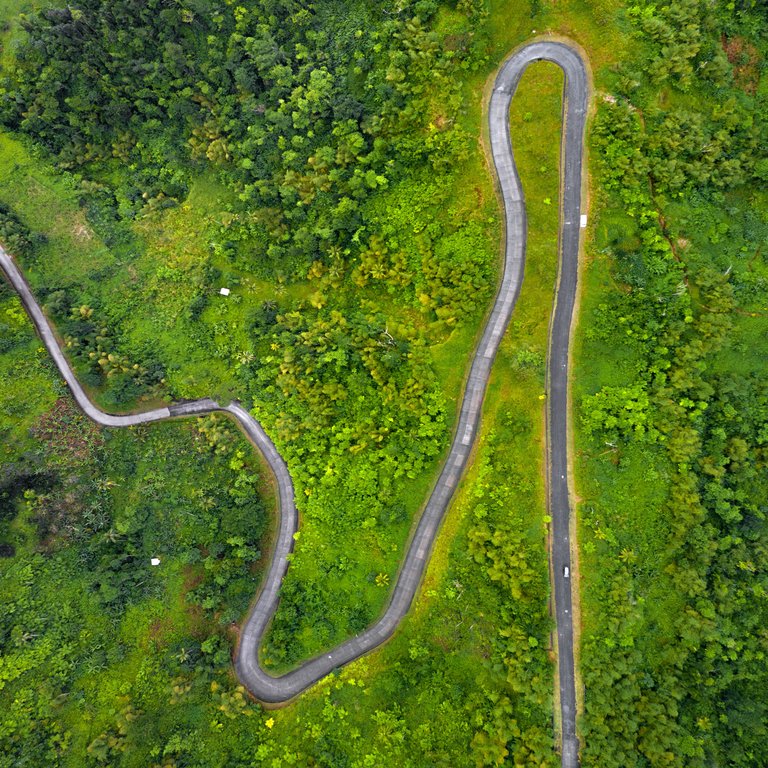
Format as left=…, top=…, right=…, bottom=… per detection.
left=576, top=0, right=768, bottom=765
left=0, top=0, right=766, bottom=766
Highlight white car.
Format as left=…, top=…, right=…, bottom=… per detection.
left=563, top=566, right=570, bottom=578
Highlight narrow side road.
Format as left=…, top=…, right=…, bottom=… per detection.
left=0, top=37, right=587, bottom=767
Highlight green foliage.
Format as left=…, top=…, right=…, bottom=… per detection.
left=581, top=383, right=658, bottom=443
left=3, top=0, right=766, bottom=764
left=0, top=0, right=488, bottom=279
left=462, top=432, right=554, bottom=765
left=0, top=392, right=270, bottom=765
left=577, top=3, right=768, bottom=765
left=250, top=304, right=446, bottom=486
left=0, top=202, right=41, bottom=261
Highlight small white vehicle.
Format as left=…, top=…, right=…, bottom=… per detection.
left=563, top=566, right=570, bottom=578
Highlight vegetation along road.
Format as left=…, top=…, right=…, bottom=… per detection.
left=0, top=40, right=588, bottom=766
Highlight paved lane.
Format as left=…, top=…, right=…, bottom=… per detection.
left=491, top=41, right=587, bottom=768
left=0, top=39, right=587, bottom=765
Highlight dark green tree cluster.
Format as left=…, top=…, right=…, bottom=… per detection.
left=627, top=0, right=730, bottom=89
left=0, top=202, right=39, bottom=262
left=0, top=0, right=486, bottom=280
left=43, top=292, right=168, bottom=406
left=579, top=2, right=768, bottom=765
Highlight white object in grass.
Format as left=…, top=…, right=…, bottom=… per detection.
left=580, top=214, right=587, bottom=228
left=150, top=557, right=161, bottom=566
left=219, top=287, right=230, bottom=296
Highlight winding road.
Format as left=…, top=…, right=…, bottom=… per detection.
left=0, top=40, right=587, bottom=768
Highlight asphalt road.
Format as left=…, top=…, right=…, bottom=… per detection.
left=0, top=38, right=587, bottom=767
left=489, top=41, right=589, bottom=768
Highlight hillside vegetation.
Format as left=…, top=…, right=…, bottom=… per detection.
left=575, top=2, right=768, bottom=765
left=0, top=0, right=766, bottom=766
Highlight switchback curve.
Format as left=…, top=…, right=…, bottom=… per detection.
left=0, top=38, right=587, bottom=767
